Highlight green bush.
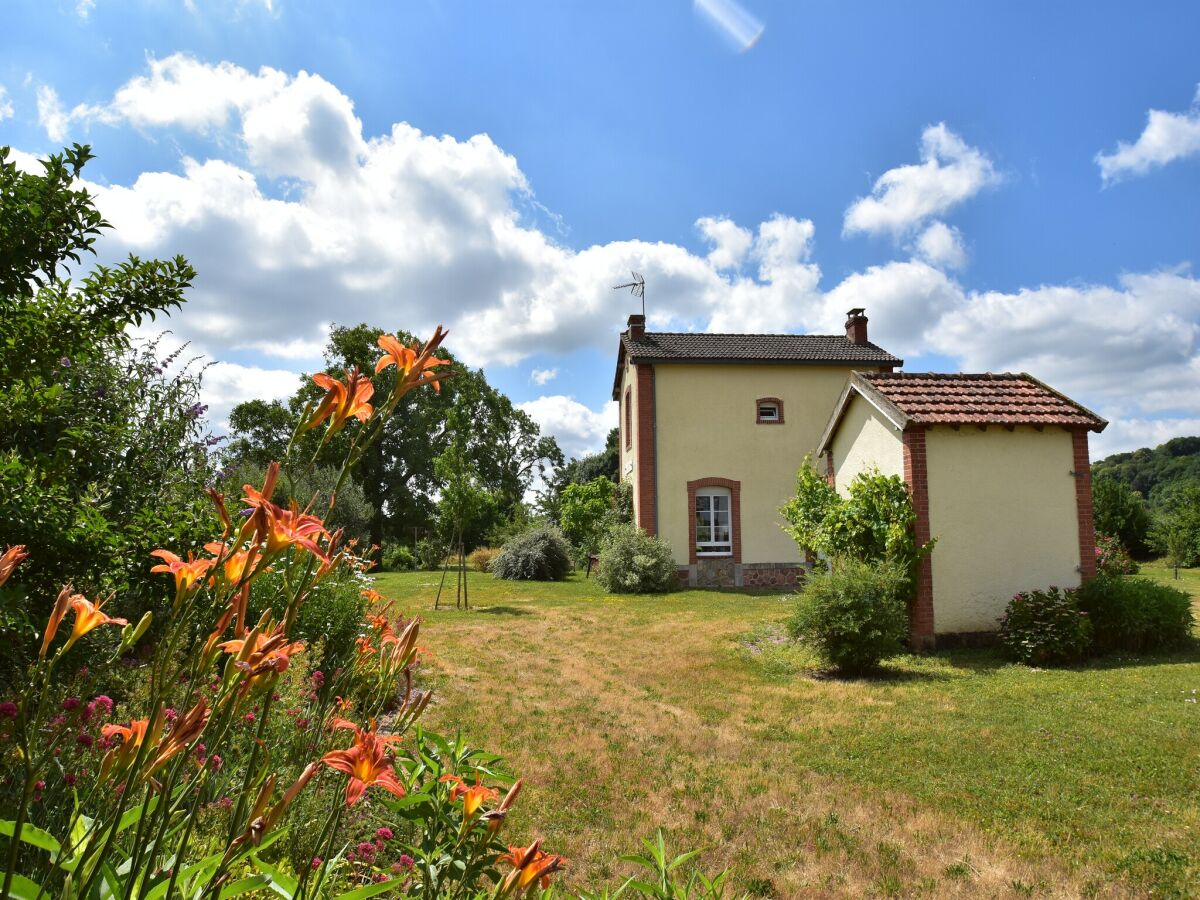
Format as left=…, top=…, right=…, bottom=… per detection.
left=491, top=525, right=572, bottom=581
left=595, top=523, right=678, bottom=594
left=1075, top=574, right=1194, bottom=654
left=998, top=586, right=1091, bottom=665
left=381, top=543, right=417, bottom=571
left=415, top=537, right=448, bottom=570
left=787, top=559, right=909, bottom=674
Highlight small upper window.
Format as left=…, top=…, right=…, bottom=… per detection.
left=756, top=398, right=783, bottom=424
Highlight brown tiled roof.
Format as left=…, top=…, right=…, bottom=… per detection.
left=859, top=372, right=1107, bottom=429
left=621, top=332, right=903, bottom=365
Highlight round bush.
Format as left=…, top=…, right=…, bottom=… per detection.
left=1074, top=574, right=1193, bottom=654
left=595, top=523, right=677, bottom=594
left=467, top=546, right=499, bottom=572
left=381, top=544, right=417, bottom=572
left=1095, top=533, right=1139, bottom=577
left=491, top=526, right=572, bottom=581
left=414, top=538, right=448, bottom=571
left=998, top=586, right=1091, bottom=665
left=787, top=559, right=909, bottom=674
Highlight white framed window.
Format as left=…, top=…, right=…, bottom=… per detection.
left=757, top=402, right=779, bottom=421
left=695, top=487, right=732, bottom=556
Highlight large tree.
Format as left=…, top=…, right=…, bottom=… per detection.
left=222, top=323, right=562, bottom=551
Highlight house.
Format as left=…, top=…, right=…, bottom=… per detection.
left=816, top=371, right=1107, bottom=646
left=612, top=309, right=903, bottom=587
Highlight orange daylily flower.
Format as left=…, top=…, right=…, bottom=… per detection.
left=305, top=368, right=375, bottom=435
left=0, top=545, right=28, bottom=588
left=321, top=718, right=406, bottom=806
left=440, top=772, right=500, bottom=817
left=355, top=635, right=376, bottom=659
left=62, top=594, right=129, bottom=653
left=499, top=840, right=567, bottom=894
left=481, top=779, right=523, bottom=834
left=239, top=463, right=331, bottom=562
left=148, top=699, right=209, bottom=773
left=40, top=585, right=76, bottom=660
left=150, top=549, right=214, bottom=595
left=98, top=713, right=160, bottom=783
left=375, top=328, right=452, bottom=394
left=218, top=621, right=305, bottom=690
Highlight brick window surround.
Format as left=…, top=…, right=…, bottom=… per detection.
left=756, top=397, right=784, bottom=424
left=687, top=477, right=742, bottom=565
left=902, top=429, right=935, bottom=650
left=624, top=386, right=632, bottom=449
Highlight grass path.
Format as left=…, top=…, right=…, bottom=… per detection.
left=375, top=571, right=1200, bottom=898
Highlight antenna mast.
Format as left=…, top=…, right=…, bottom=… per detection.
left=612, top=271, right=646, bottom=316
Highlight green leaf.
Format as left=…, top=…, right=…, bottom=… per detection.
left=218, top=874, right=271, bottom=898
left=0, top=820, right=61, bottom=853
left=250, top=857, right=298, bottom=898
left=332, top=880, right=408, bottom=900
left=0, top=871, right=46, bottom=900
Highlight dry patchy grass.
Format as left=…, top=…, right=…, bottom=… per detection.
left=377, top=570, right=1200, bottom=898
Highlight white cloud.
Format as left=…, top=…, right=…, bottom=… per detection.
left=697, top=215, right=753, bottom=270
left=517, top=395, right=616, bottom=460
left=37, top=86, right=70, bottom=142
left=530, top=367, right=558, bottom=386
left=1096, top=85, right=1200, bottom=183
left=76, top=0, right=96, bottom=19
left=202, top=361, right=302, bottom=432
left=0, top=86, right=12, bottom=122
left=844, top=123, right=999, bottom=238
left=914, top=221, right=966, bottom=270
left=37, top=55, right=1200, bottom=459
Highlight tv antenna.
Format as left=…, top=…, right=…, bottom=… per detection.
left=612, top=271, right=646, bottom=316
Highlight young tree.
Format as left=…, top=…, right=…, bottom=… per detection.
left=1149, top=481, right=1200, bottom=578
left=560, top=476, right=617, bottom=565
left=1092, top=475, right=1152, bottom=557
left=433, top=444, right=499, bottom=608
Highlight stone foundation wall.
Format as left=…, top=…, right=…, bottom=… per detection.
left=676, top=562, right=807, bottom=589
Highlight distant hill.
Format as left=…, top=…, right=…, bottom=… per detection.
left=1092, top=436, right=1200, bottom=501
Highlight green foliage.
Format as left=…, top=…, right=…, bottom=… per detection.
left=595, top=523, right=678, bottom=594
left=1091, top=476, right=1151, bottom=558
left=601, top=829, right=740, bottom=900
left=381, top=543, right=417, bottom=571
left=491, top=526, right=572, bottom=581
left=1074, top=575, right=1194, bottom=654
left=997, top=587, right=1092, bottom=666
left=561, top=476, right=618, bottom=561
left=780, top=458, right=933, bottom=592
left=433, top=444, right=501, bottom=551
left=0, top=145, right=212, bottom=667
left=541, top=427, right=619, bottom=521
left=414, top=537, right=448, bottom=571
left=1095, top=532, right=1139, bottom=576
left=1092, top=435, right=1200, bottom=502
left=223, top=324, right=563, bottom=553
left=1148, top=480, right=1200, bottom=572
left=787, top=559, right=910, bottom=674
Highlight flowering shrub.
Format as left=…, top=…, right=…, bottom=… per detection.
left=1095, top=532, right=1139, bottom=577
left=0, top=328, right=579, bottom=899
left=998, top=587, right=1092, bottom=665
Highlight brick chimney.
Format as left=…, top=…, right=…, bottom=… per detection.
left=627, top=313, right=646, bottom=341
left=845, top=308, right=868, bottom=344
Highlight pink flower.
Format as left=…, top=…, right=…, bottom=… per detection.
left=243, top=712, right=256, bottom=723
left=311, top=857, right=322, bottom=870
left=164, top=708, right=178, bottom=723
left=210, top=754, right=223, bottom=771
left=50, top=714, right=66, bottom=728
left=346, top=851, right=357, bottom=862
left=397, top=854, right=414, bottom=869
left=76, top=733, right=93, bottom=748
left=0, top=702, right=17, bottom=719
left=62, top=697, right=80, bottom=711
left=311, top=671, right=325, bottom=687
left=295, top=718, right=309, bottom=730
left=92, top=695, right=114, bottom=715
left=35, top=779, right=45, bottom=791
left=65, top=773, right=77, bottom=786
left=216, top=796, right=232, bottom=809
left=375, top=827, right=394, bottom=841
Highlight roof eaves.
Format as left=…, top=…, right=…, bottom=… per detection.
left=816, top=372, right=909, bottom=456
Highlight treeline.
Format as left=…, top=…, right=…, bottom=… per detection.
left=220, top=325, right=619, bottom=557
left=1091, top=436, right=1200, bottom=573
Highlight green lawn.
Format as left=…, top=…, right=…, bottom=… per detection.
left=376, top=568, right=1200, bottom=897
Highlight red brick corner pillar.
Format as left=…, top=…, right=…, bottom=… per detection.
left=635, top=364, right=658, bottom=535
left=823, top=450, right=836, bottom=487
left=1072, top=429, right=1097, bottom=581
left=902, top=428, right=935, bottom=650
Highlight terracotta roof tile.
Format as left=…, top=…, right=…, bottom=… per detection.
left=860, top=372, right=1106, bottom=429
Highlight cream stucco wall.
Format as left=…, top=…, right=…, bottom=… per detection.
left=925, top=426, right=1082, bottom=633
left=829, top=395, right=905, bottom=494
left=654, top=364, right=875, bottom=565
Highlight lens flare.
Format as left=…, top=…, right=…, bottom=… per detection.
left=694, top=0, right=765, bottom=53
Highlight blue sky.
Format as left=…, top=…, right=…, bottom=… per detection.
left=2, top=0, right=1199, bottom=459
